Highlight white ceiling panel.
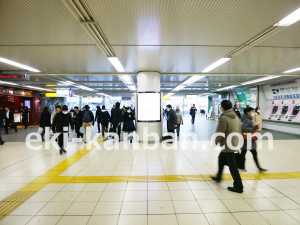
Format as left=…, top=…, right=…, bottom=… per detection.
left=0, top=0, right=94, bottom=45
left=87, top=0, right=300, bottom=46
left=0, top=46, right=114, bottom=73
left=63, top=75, right=122, bottom=82
left=258, top=22, right=300, bottom=47
left=114, top=46, right=234, bottom=72
left=213, top=47, right=300, bottom=74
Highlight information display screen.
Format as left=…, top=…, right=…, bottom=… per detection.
left=137, top=92, right=161, bottom=122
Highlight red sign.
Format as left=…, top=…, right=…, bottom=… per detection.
left=0, top=74, right=29, bottom=80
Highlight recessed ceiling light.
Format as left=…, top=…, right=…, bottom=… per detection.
left=274, top=7, right=300, bottom=26
left=202, top=58, right=231, bottom=73
left=0, top=57, right=40, bottom=72
left=24, top=85, right=53, bottom=92
left=0, top=81, right=18, bottom=86
left=283, top=67, right=300, bottom=73
left=108, top=57, right=125, bottom=72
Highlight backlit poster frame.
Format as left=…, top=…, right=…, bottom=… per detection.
left=137, top=92, right=161, bottom=122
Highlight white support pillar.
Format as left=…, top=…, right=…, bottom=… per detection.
left=136, top=72, right=162, bottom=142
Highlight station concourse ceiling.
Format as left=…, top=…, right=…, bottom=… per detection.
left=0, top=0, right=300, bottom=96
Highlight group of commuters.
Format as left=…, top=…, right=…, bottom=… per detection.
left=38, top=102, right=136, bottom=154
left=164, top=105, right=184, bottom=139
left=211, top=100, right=267, bottom=194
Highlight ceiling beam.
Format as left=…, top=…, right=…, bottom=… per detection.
left=33, top=73, right=300, bottom=77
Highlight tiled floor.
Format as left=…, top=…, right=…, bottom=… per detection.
left=0, top=117, right=300, bottom=224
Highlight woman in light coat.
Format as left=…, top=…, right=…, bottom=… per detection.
left=253, top=107, right=263, bottom=131
left=175, top=108, right=183, bottom=137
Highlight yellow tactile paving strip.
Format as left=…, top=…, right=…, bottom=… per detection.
left=47, top=172, right=300, bottom=184
left=0, top=137, right=300, bottom=221
left=0, top=138, right=105, bottom=221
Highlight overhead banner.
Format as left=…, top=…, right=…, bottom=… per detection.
left=263, top=79, right=300, bottom=100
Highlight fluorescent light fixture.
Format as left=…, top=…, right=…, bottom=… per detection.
left=24, top=85, right=53, bottom=92
left=0, top=57, right=40, bottom=72
left=119, top=75, right=133, bottom=85
left=0, top=81, right=18, bottom=85
left=60, top=81, right=75, bottom=85
left=240, top=76, right=280, bottom=86
left=108, top=57, right=125, bottom=72
left=283, top=67, right=300, bottom=73
left=96, top=93, right=111, bottom=97
left=172, top=84, right=187, bottom=92
left=202, top=58, right=231, bottom=72
left=182, top=75, right=204, bottom=86
left=165, top=93, right=175, bottom=97
left=216, top=85, right=238, bottom=91
left=274, top=7, right=300, bottom=26
left=128, top=85, right=136, bottom=92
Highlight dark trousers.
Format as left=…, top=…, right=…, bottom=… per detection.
left=75, top=124, right=83, bottom=138
left=57, top=132, right=68, bottom=150
left=23, top=120, right=28, bottom=129
left=176, top=124, right=181, bottom=136
left=101, top=124, right=108, bottom=137
left=41, top=127, right=45, bottom=139
left=241, top=150, right=261, bottom=169
left=97, top=122, right=101, bottom=133
left=113, top=124, right=121, bottom=139
left=191, top=116, right=195, bottom=124
left=216, top=152, right=243, bottom=191
left=5, top=121, right=17, bottom=133
left=0, top=127, right=2, bottom=141
left=167, top=128, right=175, bottom=133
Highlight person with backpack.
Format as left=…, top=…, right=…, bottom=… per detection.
left=52, top=105, right=74, bottom=154
left=111, top=102, right=123, bottom=140
left=82, top=105, right=95, bottom=143
left=98, top=105, right=111, bottom=138
left=39, top=107, right=51, bottom=141
left=123, top=107, right=135, bottom=143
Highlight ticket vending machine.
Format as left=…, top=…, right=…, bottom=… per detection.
left=288, top=105, right=300, bottom=122
left=277, top=105, right=289, bottom=120
left=268, top=102, right=279, bottom=120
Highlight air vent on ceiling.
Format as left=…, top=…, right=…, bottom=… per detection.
left=225, top=25, right=285, bottom=58
left=62, top=0, right=115, bottom=57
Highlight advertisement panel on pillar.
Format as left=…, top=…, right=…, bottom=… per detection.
left=137, top=92, right=161, bottom=122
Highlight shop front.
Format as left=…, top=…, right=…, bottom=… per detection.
left=0, top=87, right=40, bottom=126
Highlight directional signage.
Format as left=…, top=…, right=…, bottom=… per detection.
left=0, top=74, right=30, bottom=80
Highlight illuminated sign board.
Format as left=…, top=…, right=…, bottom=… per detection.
left=0, top=74, right=29, bottom=80
left=137, top=92, right=161, bottom=122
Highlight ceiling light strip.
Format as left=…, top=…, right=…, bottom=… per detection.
left=202, top=58, right=231, bottom=73
left=274, top=7, right=300, bottom=26
left=0, top=57, right=40, bottom=72
left=283, top=67, right=300, bottom=73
